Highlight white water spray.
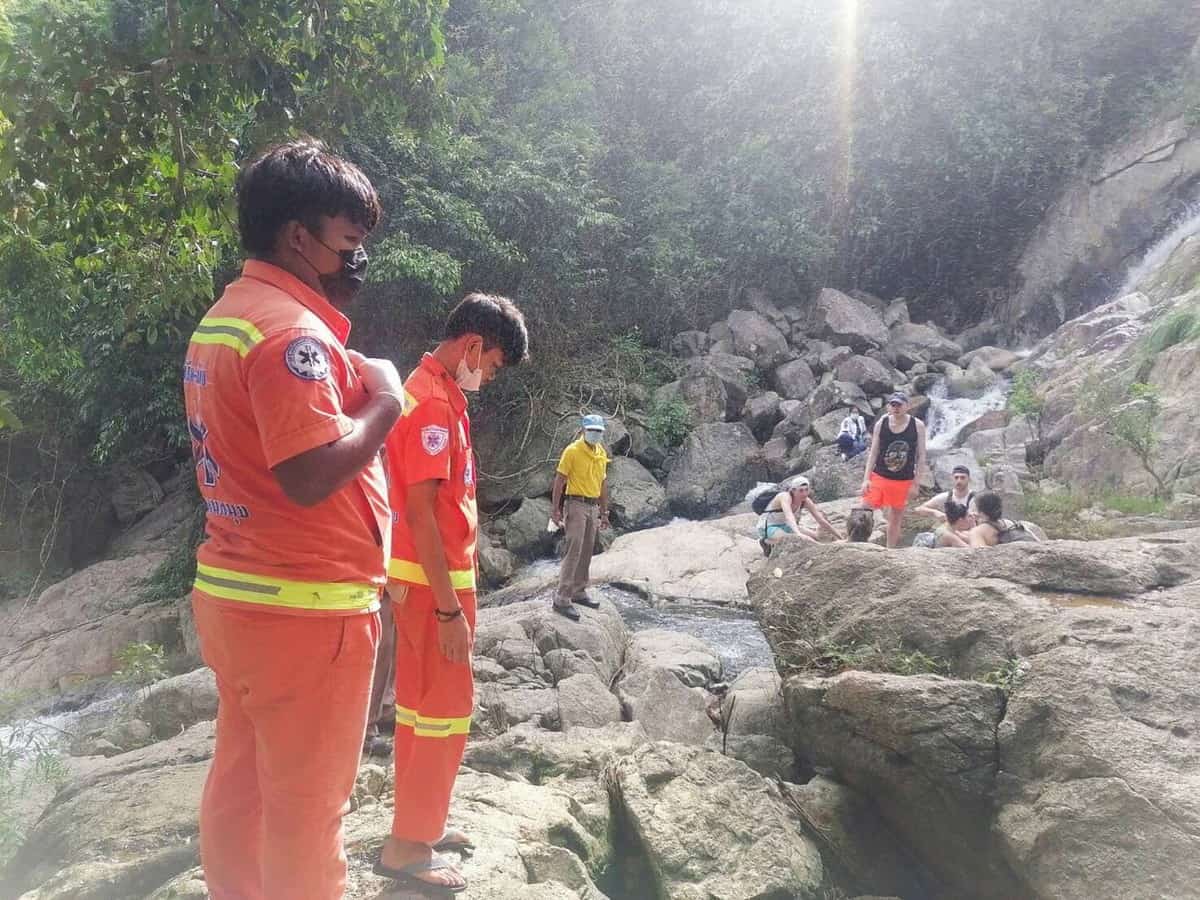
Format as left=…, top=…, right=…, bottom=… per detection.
left=1116, top=202, right=1200, bottom=298
left=925, top=378, right=1010, bottom=451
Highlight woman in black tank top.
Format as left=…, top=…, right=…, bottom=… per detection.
left=873, top=414, right=918, bottom=481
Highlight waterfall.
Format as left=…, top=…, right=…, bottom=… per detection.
left=1116, top=201, right=1200, bottom=298
left=924, top=378, right=1010, bottom=451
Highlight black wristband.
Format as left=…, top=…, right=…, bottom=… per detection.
left=434, top=607, right=463, bottom=622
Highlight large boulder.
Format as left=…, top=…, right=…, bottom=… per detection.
left=616, top=667, right=714, bottom=745
left=959, top=345, right=1022, bottom=372
left=129, top=667, right=218, bottom=741
left=770, top=400, right=814, bottom=445
left=771, top=359, right=817, bottom=400
left=665, top=423, right=767, bottom=518
left=501, top=496, right=556, bottom=560
left=624, top=629, right=723, bottom=689
left=109, top=466, right=166, bottom=526
left=809, top=379, right=868, bottom=418
left=742, top=391, right=783, bottom=441
left=889, top=322, right=964, bottom=366
left=588, top=514, right=763, bottom=606
left=726, top=309, right=790, bottom=368
left=751, top=533, right=1200, bottom=900
left=0, top=552, right=179, bottom=694
left=946, top=355, right=1001, bottom=398
left=810, top=288, right=890, bottom=352
left=683, top=353, right=755, bottom=421
left=556, top=673, right=622, bottom=731
left=477, top=529, right=518, bottom=588
left=607, top=743, right=825, bottom=899
left=605, top=457, right=668, bottom=530
left=669, top=329, right=710, bottom=357
left=834, top=354, right=896, bottom=395
left=654, top=374, right=729, bottom=425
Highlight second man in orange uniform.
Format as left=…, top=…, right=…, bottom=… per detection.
left=375, top=293, right=529, bottom=894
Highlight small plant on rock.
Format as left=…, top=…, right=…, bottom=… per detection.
left=1007, top=369, right=1045, bottom=444
left=646, top=396, right=691, bottom=448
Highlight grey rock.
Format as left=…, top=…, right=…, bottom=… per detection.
left=770, top=401, right=814, bottom=445
left=669, top=330, right=709, bottom=357
left=946, top=356, right=1001, bottom=398
left=683, top=353, right=755, bottom=421
left=605, top=457, right=668, bottom=531
left=959, top=345, right=1021, bottom=372
left=810, top=288, right=890, bottom=352
left=556, top=673, right=622, bottom=731
left=883, top=299, right=910, bottom=329
left=129, top=667, right=218, bottom=741
left=889, top=322, right=964, bottom=365
left=478, top=529, right=519, bottom=587
left=708, top=321, right=733, bottom=345
left=772, top=358, right=818, bottom=400
left=665, top=423, right=766, bottom=518
left=502, top=496, right=557, bottom=560
left=834, top=355, right=896, bottom=395
left=742, top=391, right=783, bottom=441
left=809, top=379, right=868, bottom=418
left=762, top=435, right=791, bottom=480
left=109, top=466, right=165, bottom=526
left=654, top=374, right=729, bottom=425
left=726, top=309, right=790, bottom=368
left=811, top=409, right=850, bottom=444
left=617, top=667, right=714, bottom=744
left=607, top=743, right=824, bottom=899
left=703, top=732, right=795, bottom=781
left=626, top=629, right=723, bottom=688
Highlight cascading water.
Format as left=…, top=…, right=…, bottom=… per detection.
left=1116, top=199, right=1200, bottom=298
left=924, top=377, right=1011, bottom=451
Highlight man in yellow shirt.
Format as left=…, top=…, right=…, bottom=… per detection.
left=550, top=414, right=610, bottom=621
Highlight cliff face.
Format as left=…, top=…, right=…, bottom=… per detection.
left=1001, top=116, right=1200, bottom=341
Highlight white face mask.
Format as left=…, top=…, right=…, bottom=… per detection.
left=583, top=430, right=603, bottom=445
left=455, top=344, right=483, bottom=392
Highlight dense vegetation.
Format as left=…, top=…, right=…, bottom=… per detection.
left=0, top=0, right=1197, bottom=570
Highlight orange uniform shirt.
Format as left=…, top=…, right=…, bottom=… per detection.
left=183, top=260, right=390, bottom=615
left=385, top=354, right=477, bottom=591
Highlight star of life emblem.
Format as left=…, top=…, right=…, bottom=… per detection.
left=284, top=336, right=330, bottom=381
left=421, top=425, right=450, bottom=456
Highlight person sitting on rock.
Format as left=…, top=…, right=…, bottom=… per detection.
left=934, top=499, right=975, bottom=547
left=915, top=464, right=976, bottom=523
left=756, top=476, right=845, bottom=551
left=835, top=409, right=869, bottom=461
left=966, top=491, right=1042, bottom=547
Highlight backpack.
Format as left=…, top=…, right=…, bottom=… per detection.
left=746, top=482, right=781, bottom=515
left=995, top=519, right=1040, bottom=544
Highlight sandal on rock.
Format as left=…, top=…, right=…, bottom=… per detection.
left=433, top=828, right=476, bottom=857
left=572, top=593, right=600, bottom=609
left=373, top=853, right=467, bottom=896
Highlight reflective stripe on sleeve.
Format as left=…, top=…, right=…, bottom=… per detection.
left=394, top=705, right=472, bottom=738
left=387, top=558, right=475, bottom=590
left=189, top=317, right=266, bottom=357
left=194, top=562, right=380, bottom=612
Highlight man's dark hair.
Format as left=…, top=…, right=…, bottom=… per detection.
left=944, top=500, right=969, bottom=524
left=236, top=139, right=382, bottom=255
left=846, top=507, right=874, bottom=542
left=952, top=465, right=970, bottom=476
left=446, top=293, right=530, bottom=367
left=975, top=491, right=1002, bottom=521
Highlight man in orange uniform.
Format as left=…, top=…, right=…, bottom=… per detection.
left=375, top=294, right=529, bottom=894
left=183, top=140, right=406, bottom=900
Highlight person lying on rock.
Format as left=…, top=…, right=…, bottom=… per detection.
left=934, top=499, right=976, bottom=547
left=914, top=463, right=977, bottom=523
left=965, top=491, right=1043, bottom=547
left=376, top=293, right=529, bottom=894
left=860, top=392, right=928, bottom=548
left=755, top=476, right=845, bottom=553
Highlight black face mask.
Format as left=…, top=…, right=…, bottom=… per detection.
left=302, top=233, right=369, bottom=305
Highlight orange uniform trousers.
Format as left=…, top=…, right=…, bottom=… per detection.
left=193, top=594, right=380, bottom=900
left=390, top=585, right=476, bottom=844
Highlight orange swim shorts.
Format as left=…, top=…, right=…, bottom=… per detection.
left=863, top=472, right=913, bottom=511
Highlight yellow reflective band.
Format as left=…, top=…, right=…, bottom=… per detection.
left=394, top=705, right=472, bottom=738
left=399, top=389, right=419, bottom=417
left=194, top=562, right=380, bottom=612
left=388, top=559, right=475, bottom=590
left=189, top=317, right=266, bottom=357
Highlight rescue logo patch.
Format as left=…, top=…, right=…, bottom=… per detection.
left=421, top=425, right=450, bottom=456
left=464, top=456, right=474, bottom=486
left=284, top=336, right=330, bottom=381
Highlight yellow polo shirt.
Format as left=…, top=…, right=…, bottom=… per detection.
left=556, top=438, right=609, bottom=498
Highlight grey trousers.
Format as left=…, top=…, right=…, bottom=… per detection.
left=557, top=498, right=599, bottom=602
left=365, top=591, right=396, bottom=733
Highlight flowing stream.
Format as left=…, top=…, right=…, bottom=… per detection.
left=924, top=377, right=1011, bottom=451
left=1117, top=200, right=1200, bottom=298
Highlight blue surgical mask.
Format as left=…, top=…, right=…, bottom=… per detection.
left=583, top=430, right=603, bottom=446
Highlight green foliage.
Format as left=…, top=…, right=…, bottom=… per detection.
left=137, top=498, right=205, bottom=603
left=0, top=691, right=68, bottom=867
left=979, top=658, right=1022, bottom=694
left=113, top=641, right=167, bottom=687
left=805, top=638, right=952, bottom=678
left=1007, top=370, right=1046, bottom=441
left=1023, top=489, right=1170, bottom=539
left=645, top=396, right=690, bottom=449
